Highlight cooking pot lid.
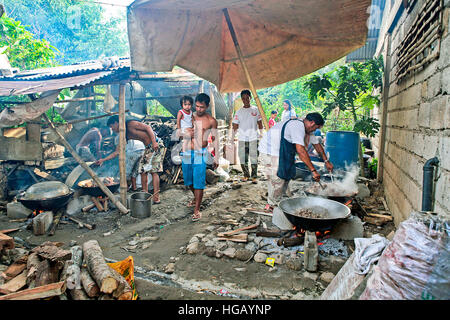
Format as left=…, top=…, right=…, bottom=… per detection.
left=23, top=181, right=71, bottom=200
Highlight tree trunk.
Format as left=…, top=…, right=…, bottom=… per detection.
left=82, top=240, right=118, bottom=294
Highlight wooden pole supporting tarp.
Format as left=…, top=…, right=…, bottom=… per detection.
left=223, top=8, right=269, bottom=131
left=118, top=84, right=127, bottom=208
left=42, top=114, right=129, bottom=214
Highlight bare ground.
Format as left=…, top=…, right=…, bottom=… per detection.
left=0, top=174, right=395, bottom=300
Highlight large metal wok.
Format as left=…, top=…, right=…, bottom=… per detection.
left=17, top=181, right=74, bottom=211
left=279, top=196, right=351, bottom=231
left=78, top=177, right=119, bottom=197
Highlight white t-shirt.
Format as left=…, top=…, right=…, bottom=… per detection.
left=232, top=106, right=262, bottom=142
left=281, top=109, right=297, bottom=122
left=258, top=119, right=319, bottom=156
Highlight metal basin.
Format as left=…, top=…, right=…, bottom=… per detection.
left=279, top=196, right=351, bottom=231
left=78, top=177, right=120, bottom=197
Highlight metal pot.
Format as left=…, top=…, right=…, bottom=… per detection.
left=78, top=177, right=120, bottom=197
left=279, top=196, right=351, bottom=231
left=129, top=192, right=152, bottom=218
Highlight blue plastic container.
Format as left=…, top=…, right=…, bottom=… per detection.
left=325, top=131, right=360, bottom=170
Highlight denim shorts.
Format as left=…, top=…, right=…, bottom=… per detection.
left=181, top=148, right=208, bottom=190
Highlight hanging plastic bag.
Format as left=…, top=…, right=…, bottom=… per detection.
left=360, top=211, right=449, bottom=300
left=107, top=256, right=138, bottom=300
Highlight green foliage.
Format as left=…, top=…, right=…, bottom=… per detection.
left=368, top=157, right=378, bottom=179
left=304, top=56, right=384, bottom=137
left=2, top=0, right=129, bottom=65
left=0, top=14, right=59, bottom=69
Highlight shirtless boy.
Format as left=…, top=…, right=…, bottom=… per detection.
left=182, top=93, right=219, bottom=221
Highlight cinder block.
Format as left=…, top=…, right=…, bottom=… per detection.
left=418, top=102, right=431, bottom=128
left=439, top=136, right=450, bottom=171
left=32, top=211, right=53, bottom=236
left=430, top=96, right=447, bottom=130
left=434, top=171, right=449, bottom=213
left=423, top=135, right=439, bottom=159
left=442, top=66, right=450, bottom=95
left=427, top=73, right=442, bottom=99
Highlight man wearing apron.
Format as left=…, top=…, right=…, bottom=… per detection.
left=258, top=112, right=333, bottom=212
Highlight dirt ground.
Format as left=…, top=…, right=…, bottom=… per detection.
left=0, top=170, right=396, bottom=300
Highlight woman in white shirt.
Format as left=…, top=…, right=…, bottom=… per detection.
left=281, top=99, right=297, bottom=122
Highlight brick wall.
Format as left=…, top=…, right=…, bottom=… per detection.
left=375, top=0, right=450, bottom=225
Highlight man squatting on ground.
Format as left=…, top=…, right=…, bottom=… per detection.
left=232, top=89, right=263, bottom=183
left=180, top=93, right=219, bottom=222
left=96, top=116, right=166, bottom=204
left=75, top=126, right=111, bottom=161
left=258, top=112, right=334, bottom=211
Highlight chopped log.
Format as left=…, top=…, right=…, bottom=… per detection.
left=256, top=228, right=284, bottom=238
left=277, top=235, right=305, bottom=247
left=109, top=267, right=132, bottom=300
left=82, top=202, right=95, bottom=212
left=0, top=228, right=19, bottom=234
left=98, top=293, right=114, bottom=300
left=48, top=209, right=64, bottom=236
left=32, top=243, right=72, bottom=263
left=82, top=240, right=118, bottom=294
left=216, top=233, right=248, bottom=243
left=26, top=252, right=41, bottom=288
left=217, top=217, right=260, bottom=237
left=0, top=232, right=14, bottom=251
left=80, top=267, right=100, bottom=298
left=68, top=216, right=96, bottom=230
left=35, top=259, right=60, bottom=287
left=0, top=281, right=66, bottom=300
left=2, top=254, right=28, bottom=281
left=102, top=198, right=109, bottom=211
left=0, top=270, right=27, bottom=295
left=363, top=216, right=390, bottom=226
left=367, top=213, right=393, bottom=221
left=68, top=288, right=91, bottom=300
left=91, top=196, right=104, bottom=211
left=70, top=245, right=83, bottom=267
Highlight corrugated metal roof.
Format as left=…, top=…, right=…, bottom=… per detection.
left=346, top=0, right=386, bottom=62
left=0, top=71, right=112, bottom=96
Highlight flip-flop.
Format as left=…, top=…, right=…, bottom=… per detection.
left=191, top=212, right=201, bottom=222
left=153, top=200, right=161, bottom=205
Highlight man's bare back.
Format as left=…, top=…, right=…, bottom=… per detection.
left=77, top=127, right=101, bottom=148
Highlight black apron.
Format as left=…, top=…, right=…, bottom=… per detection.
left=277, top=119, right=304, bottom=180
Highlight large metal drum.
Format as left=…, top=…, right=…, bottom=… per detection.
left=325, top=131, right=360, bottom=170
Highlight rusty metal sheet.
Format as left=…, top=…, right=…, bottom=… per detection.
left=0, top=71, right=112, bottom=96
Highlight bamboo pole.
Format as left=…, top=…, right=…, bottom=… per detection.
left=42, top=114, right=129, bottom=214
left=118, top=84, right=127, bottom=208
left=223, top=8, right=269, bottom=131
left=209, top=85, right=216, bottom=118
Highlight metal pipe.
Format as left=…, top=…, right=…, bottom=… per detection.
left=421, top=157, right=439, bottom=211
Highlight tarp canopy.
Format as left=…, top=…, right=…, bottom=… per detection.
left=127, top=0, right=371, bottom=92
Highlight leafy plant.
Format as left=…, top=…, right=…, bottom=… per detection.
left=368, top=157, right=378, bottom=179
left=0, top=14, right=59, bottom=70
left=304, top=56, right=384, bottom=138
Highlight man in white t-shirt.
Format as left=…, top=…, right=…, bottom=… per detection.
left=232, top=89, right=263, bottom=183
left=258, top=112, right=333, bottom=211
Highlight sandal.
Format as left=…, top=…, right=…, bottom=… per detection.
left=264, top=204, right=274, bottom=213
left=153, top=200, right=161, bottom=205
left=191, top=212, right=201, bottom=222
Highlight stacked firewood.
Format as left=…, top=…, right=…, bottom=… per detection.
left=0, top=240, right=133, bottom=300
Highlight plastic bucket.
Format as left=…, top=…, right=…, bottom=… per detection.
left=129, top=192, right=152, bottom=218
left=325, top=131, right=360, bottom=170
